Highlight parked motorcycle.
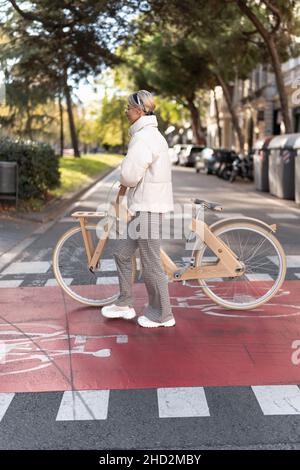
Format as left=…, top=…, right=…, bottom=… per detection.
left=216, top=150, right=237, bottom=180
left=229, top=152, right=254, bottom=183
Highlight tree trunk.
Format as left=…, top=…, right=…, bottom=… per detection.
left=186, top=97, right=206, bottom=145
left=213, top=88, right=222, bottom=147
left=58, top=94, right=64, bottom=157
left=215, top=73, right=245, bottom=153
left=24, top=104, right=34, bottom=141
left=64, top=83, right=80, bottom=158
left=236, top=0, right=292, bottom=134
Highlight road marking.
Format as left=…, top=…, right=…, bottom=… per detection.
left=268, top=255, right=300, bottom=268
left=45, top=278, right=73, bottom=287
left=252, top=385, right=300, bottom=415
left=0, top=393, right=15, bottom=422
left=56, top=390, right=110, bottom=421
left=245, top=274, right=273, bottom=281
left=0, top=237, right=37, bottom=273
left=0, top=280, right=23, bottom=288
left=99, top=259, right=117, bottom=271
left=165, top=213, right=192, bottom=219
left=157, top=387, right=210, bottom=418
left=215, top=213, right=245, bottom=219
left=2, top=261, right=51, bottom=275
left=59, top=217, right=77, bottom=223
left=267, top=213, right=299, bottom=219
left=96, top=276, right=119, bottom=285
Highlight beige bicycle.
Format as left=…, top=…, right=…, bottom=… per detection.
left=53, top=186, right=286, bottom=310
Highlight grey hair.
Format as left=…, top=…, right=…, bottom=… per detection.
left=127, top=90, right=155, bottom=115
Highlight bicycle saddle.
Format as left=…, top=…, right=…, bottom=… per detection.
left=193, top=199, right=223, bottom=211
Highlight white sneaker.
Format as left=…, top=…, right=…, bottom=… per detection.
left=137, top=315, right=176, bottom=328
left=101, top=304, right=136, bottom=319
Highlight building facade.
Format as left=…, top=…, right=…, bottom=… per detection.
left=206, top=57, right=300, bottom=152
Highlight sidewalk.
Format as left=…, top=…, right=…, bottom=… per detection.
left=0, top=166, right=116, bottom=270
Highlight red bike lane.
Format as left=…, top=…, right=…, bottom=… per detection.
left=0, top=281, right=300, bottom=393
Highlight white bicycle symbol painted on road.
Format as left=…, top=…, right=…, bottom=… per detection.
left=0, top=322, right=128, bottom=376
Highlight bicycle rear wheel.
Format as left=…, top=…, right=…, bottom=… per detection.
left=195, top=222, right=286, bottom=310
left=53, top=224, right=138, bottom=306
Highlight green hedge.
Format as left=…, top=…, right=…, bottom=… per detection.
left=0, top=138, right=60, bottom=199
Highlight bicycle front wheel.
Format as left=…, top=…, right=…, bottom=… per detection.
left=195, top=222, right=286, bottom=310
left=53, top=224, right=137, bottom=306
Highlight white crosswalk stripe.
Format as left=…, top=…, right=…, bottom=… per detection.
left=268, top=255, right=300, bottom=268
left=267, top=213, right=299, bottom=220
left=0, top=393, right=15, bottom=422
left=0, top=280, right=23, bottom=288
left=1, top=386, right=300, bottom=423
left=99, top=259, right=117, bottom=271
left=245, top=274, right=273, bottom=281
left=252, top=385, right=300, bottom=415
left=215, top=212, right=245, bottom=219
left=45, top=278, right=73, bottom=287
left=157, top=387, right=210, bottom=418
left=96, top=276, right=119, bottom=285
left=1, top=261, right=51, bottom=275
left=56, top=390, right=110, bottom=421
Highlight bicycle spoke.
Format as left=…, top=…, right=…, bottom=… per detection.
left=198, top=225, right=285, bottom=309
left=53, top=225, right=121, bottom=306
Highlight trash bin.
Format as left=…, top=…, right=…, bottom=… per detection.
left=268, top=133, right=299, bottom=200
left=294, top=135, right=300, bottom=204
left=0, top=161, right=18, bottom=205
left=253, top=136, right=273, bottom=192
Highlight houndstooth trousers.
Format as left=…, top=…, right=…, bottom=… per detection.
left=113, top=211, right=174, bottom=323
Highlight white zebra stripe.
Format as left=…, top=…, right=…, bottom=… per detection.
left=157, top=387, right=210, bottom=418
left=252, top=385, right=300, bottom=415
left=56, top=390, right=110, bottom=421
left=0, top=393, right=15, bottom=422
left=2, top=261, right=50, bottom=275
left=0, top=280, right=23, bottom=288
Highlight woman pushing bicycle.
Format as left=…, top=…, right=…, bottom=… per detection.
left=101, top=90, right=176, bottom=328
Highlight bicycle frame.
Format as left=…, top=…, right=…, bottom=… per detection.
left=71, top=189, right=245, bottom=282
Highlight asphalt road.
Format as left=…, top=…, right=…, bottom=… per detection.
left=0, top=164, right=300, bottom=450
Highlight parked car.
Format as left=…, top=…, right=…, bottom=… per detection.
left=178, top=144, right=205, bottom=167
left=168, top=147, right=179, bottom=165
left=195, top=147, right=214, bottom=173
left=203, top=148, right=237, bottom=177
left=168, top=144, right=187, bottom=165
left=177, top=144, right=190, bottom=166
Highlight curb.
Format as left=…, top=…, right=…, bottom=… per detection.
left=1, top=166, right=116, bottom=224
left=0, top=166, right=119, bottom=273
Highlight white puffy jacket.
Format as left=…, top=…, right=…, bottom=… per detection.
left=120, top=115, right=174, bottom=215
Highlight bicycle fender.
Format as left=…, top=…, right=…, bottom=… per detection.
left=209, top=216, right=276, bottom=234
